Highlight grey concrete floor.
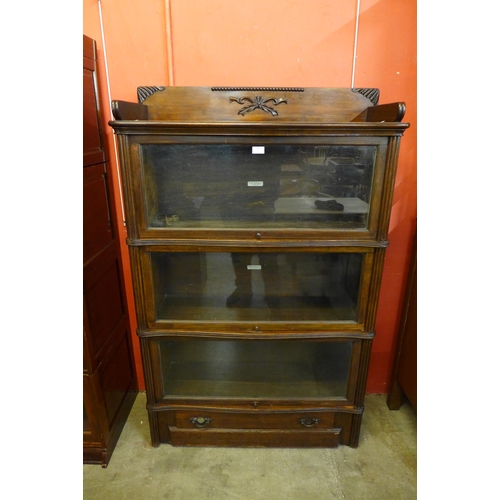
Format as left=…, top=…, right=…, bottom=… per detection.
left=83, top=392, right=416, bottom=499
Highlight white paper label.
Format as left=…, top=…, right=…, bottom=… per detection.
left=247, top=181, right=264, bottom=187
left=247, top=265, right=261, bottom=270
left=252, top=146, right=265, bottom=154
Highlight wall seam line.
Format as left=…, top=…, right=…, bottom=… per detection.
left=98, top=0, right=126, bottom=225
left=165, top=0, right=175, bottom=86
left=351, top=0, right=361, bottom=88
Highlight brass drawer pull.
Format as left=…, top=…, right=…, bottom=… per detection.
left=299, top=418, right=319, bottom=428
left=190, top=416, right=212, bottom=428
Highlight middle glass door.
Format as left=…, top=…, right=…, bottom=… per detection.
left=148, top=250, right=371, bottom=325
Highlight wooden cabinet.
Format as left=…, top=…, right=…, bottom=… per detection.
left=83, top=35, right=137, bottom=467
left=110, top=86, right=408, bottom=448
left=387, top=229, right=417, bottom=412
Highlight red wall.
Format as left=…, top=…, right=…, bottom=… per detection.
left=83, top=0, right=417, bottom=393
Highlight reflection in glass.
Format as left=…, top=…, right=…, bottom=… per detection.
left=151, top=251, right=362, bottom=322
left=159, top=339, right=352, bottom=400
left=142, top=144, right=376, bottom=229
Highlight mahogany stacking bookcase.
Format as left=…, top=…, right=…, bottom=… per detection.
left=110, top=86, right=408, bottom=448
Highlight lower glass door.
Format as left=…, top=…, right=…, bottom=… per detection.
left=159, top=339, right=356, bottom=401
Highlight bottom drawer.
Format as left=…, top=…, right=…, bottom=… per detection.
left=169, top=427, right=340, bottom=448
left=156, top=409, right=349, bottom=448
left=175, top=410, right=335, bottom=430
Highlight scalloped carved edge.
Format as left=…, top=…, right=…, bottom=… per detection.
left=137, top=86, right=166, bottom=103
left=212, top=87, right=304, bottom=92
left=352, top=88, right=380, bottom=105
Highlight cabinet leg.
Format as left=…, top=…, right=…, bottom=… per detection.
left=148, top=411, right=161, bottom=448
left=348, top=413, right=363, bottom=448
left=386, top=380, right=403, bottom=410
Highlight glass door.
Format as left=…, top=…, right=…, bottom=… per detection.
left=158, top=338, right=358, bottom=402
left=140, top=143, right=378, bottom=231
left=147, top=250, right=371, bottom=325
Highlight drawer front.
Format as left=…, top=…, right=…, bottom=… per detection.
left=169, top=428, right=340, bottom=448
left=156, top=408, right=357, bottom=447
left=174, top=410, right=335, bottom=430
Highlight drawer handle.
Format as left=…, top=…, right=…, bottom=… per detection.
left=299, top=418, right=319, bottom=428
left=190, top=416, right=212, bottom=428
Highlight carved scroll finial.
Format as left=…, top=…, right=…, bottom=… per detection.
left=137, top=86, right=166, bottom=104
left=229, top=96, right=288, bottom=116
left=352, top=88, right=380, bottom=105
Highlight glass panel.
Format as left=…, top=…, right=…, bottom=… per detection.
left=151, top=251, right=362, bottom=323
left=142, top=144, right=376, bottom=229
left=160, top=339, right=352, bottom=400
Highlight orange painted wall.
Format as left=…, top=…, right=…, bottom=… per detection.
left=83, top=0, right=417, bottom=393
left=355, top=0, right=417, bottom=393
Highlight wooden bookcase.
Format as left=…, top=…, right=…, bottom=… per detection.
left=110, top=86, right=408, bottom=448
left=83, top=35, right=137, bottom=466
left=387, top=228, right=417, bottom=412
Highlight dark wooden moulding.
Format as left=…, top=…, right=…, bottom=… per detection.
left=110, top=86, right=408, bottom=448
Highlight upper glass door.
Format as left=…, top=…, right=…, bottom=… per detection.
left=140, top=143, right=377, bottom=231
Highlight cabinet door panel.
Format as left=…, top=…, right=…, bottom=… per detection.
left=83, top=40, right=106, bottom=167
left=100, top=335, right=135, bottom=425
left=83, top=164, right=113, bottom=263
left=84, top=252, right=125, bottom=355
left=83, top=372, right=107, bottom=445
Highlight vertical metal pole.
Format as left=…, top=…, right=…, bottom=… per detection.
left=98, top=0, right=127, bottom=225
left=351, top=0, right=361, bottom=88
left=165, top=0, right=175, bottom=86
